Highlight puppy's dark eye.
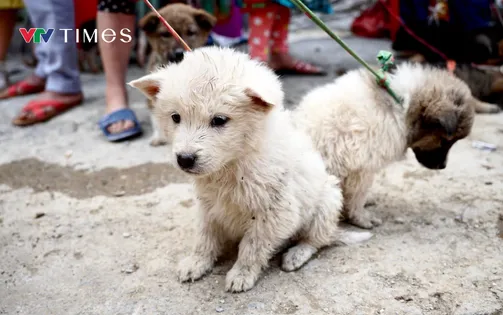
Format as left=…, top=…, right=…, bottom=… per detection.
left=210, top=115, right=229, bottom=127
left=171, top=113, right=181, bottom=124
left=160, top=32, right=172, bottom=38
left=187, top=30, right=196, bottom=36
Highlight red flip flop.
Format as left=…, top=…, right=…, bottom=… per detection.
left=12, top=98, right=82, bottom=126
left=0, top=80, right=45, bottom=100
left=274, top=60, right=327, bottom=76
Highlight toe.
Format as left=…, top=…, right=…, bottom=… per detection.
left=123, top=119, right=134, bottom=131
left=113, top=122, right=123, bottom=134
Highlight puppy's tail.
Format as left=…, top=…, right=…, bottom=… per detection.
left=334, top=228, right=373, bottom=246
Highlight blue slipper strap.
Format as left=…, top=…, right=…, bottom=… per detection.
left=98, top=108, right=138, bottom=129
left=98, top=108, right=142, bottom=138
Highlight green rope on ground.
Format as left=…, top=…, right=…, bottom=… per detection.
left=286, top=0, right=403, bottom=105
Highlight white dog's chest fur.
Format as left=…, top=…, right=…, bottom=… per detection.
left=195, top=159, right=305, bottom=241
left=194, top=112, right=337, bottom=242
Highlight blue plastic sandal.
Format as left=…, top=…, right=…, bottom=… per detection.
left=98, top=108, right=143, bottom=142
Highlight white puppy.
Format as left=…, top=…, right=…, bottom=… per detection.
left=129, top=46, right=371, bottom=293
left=293, top=63, right=474, bottom=229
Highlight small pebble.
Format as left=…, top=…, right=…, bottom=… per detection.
left=121, top=263, right=139, bottom=274
left=114, top=191, right=126, bottom=197
left=219, top=300, right=225, bottom=304
left=123, top=232, right=131, bottom=238
left=394, top=217, right=405, bottom=224
left=34, top=212, right=45, bottom=219
left=485, top=181, right=493, bottom=185
left=64, top=150, right=73, bottom=159
left=215, top=306, right=224, bottom=313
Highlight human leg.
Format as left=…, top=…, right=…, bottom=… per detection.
left=268, top=3, right=326, bottom=75
left=247, top=6, right=276, bottom=62
left=0, top=8, right=18, bottom=89
left=97, top=0, right=141, bottom=140
left=12, top=0, right=83, bottom=126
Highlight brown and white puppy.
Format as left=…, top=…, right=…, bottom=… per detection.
left=137, top=3, right=217, bottom=146
left=293, top=63, right=475, bottom=229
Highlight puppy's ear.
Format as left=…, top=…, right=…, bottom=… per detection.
left=128, top=74, right=162, bottom=101
left=245, top=88, right=273, bottom=112
left=193, top=9, right=217, bottom=31
left=437, top=111, right=458, bottom=137
left=139, top=13, right=159, bottom=34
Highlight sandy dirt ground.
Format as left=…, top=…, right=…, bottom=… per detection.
left=1, top=36, right=502, bottom=315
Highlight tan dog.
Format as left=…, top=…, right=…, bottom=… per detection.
left=137, top=3, right=217, bottom=146
left=293, top=63, right=474, bottom=229
left=129, top=47, right=372, bottom=293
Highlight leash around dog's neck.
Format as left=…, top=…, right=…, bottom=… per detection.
left=287, top=0, right=403, bottom=106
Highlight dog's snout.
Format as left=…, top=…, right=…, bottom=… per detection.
left=174, top=49, right=185, bottom=62
left=176, top=153, right=197, bottom=169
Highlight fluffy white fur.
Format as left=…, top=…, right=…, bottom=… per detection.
left=129, top=46, right=372, bottom=293
left=292, top=63, right=474, bottom=229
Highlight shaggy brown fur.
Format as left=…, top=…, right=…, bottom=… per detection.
left=138, top=3, right=216, bottom=74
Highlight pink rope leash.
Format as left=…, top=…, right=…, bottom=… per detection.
left=141, top=0, right=192, bottom=52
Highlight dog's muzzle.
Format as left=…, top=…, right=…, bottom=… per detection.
left=412, top=147, right=448, bottom=170
left=168, top=48, right=185, bottom=63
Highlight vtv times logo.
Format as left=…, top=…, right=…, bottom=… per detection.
left=19, top=28, right=132, bottom=44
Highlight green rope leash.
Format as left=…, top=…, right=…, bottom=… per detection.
left=287, top=0, right=403, bottom=105
left=375, top=50, right=402, bottom=104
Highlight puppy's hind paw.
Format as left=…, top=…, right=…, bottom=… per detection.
left=149, top=137, right=168, bottom=147
left=225, top=265, right=259, bottom=293
left=176, top=255, right=213, bottom=283
left=474, top=100, right=501, bottom=114
left=281, top=243, right=317, bottom=272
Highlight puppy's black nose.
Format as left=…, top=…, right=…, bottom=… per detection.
left=173, top=48, right=184, bottom=63
left=177, top=153, right=197, bottom=169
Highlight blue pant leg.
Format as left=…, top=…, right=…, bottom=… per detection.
left=23, top=0, right=82, bottom=93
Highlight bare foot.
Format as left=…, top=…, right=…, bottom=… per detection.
left=38, top=91, right=83, bottom=103
left=269, top=52, right=326, bottom=75
left=24, top=74, right=45, bottom=86
left=12, top=90, right=83, bottom=126
left=0, top=74, right=45, bottom=99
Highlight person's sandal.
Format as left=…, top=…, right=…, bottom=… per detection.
left=12, top=98, right=82, bottom=126
left=274, top=60, right=327, bottom=76
left=98, top=108, right=143, bottom=142
left=0, top=79, right=45, bottom=100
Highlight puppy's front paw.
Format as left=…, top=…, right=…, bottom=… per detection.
left=347, top=212, right=382, bottom=229
left=225, top=265, right=259, bottom=293
left=281, top=243, right=317, bottom=272
left=149, top=137, right=168, bottom=147
left=177, top=255, right=213, bottom=282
